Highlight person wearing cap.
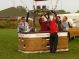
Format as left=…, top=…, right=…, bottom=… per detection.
left=49, top=15, right=58, bottom=53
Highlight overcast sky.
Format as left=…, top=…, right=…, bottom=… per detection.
left=0, top=0, right=79, bottom=13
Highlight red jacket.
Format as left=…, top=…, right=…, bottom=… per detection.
left=39, top=18, right=48, bottom=32
left=49, top=18, right=58, bottom=33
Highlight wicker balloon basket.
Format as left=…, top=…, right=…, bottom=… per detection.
left=67, top=28, right=79, bottom=38
left=18, top=32, right=69, bottom=53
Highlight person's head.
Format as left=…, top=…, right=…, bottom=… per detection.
left=42, top=16, right=47, bottom=21
left=17, top=16, right=26, bottom=25
left=57, top=16, right=61, bottom=20
left=21, top=16, right=26, bottom=22
left=28, top=18, right=33, bottom=27
left=63, top=16, right=68, bottom=22
left=17, top=17, right=21, bottom=23
left=49, top=13, right=56, bottom=21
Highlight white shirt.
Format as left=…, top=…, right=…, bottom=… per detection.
left=62, top=18, right=74, bottom=31
left=18, top=22, right=30, bottom=32
left=67, top=18, right=73, bottom=26
left=42, top=16, right=47, bottom=21
left=62, top=21, right=69, bottom=31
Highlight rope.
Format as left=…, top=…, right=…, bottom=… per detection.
left=53, top=0, right=59, bottom=10
left=11, top=0, right=15, bottom=7
left=50, top=0, right=59, bottom=10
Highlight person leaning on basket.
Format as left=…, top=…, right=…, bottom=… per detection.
left=17, top=16, right=30, bottom=33
left=49, top=15, right=58, bottom=53
left=62, top=16, right=75, bottom=40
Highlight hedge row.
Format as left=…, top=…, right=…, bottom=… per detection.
left=0, top=19, right=17, bottom=29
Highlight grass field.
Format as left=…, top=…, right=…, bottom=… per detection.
left=0, top=29, right=79, bottom=59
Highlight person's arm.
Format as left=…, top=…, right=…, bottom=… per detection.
left=68, top=19, right=74, bottom=27
left=25, top=22, right=30, bottom=32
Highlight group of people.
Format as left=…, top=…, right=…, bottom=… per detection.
left=39, top=15, right=74, bottom=32
left=39, top=14, right=74, bottom=53
left=17, top=16, right=34, bottom=33
left=17, top=13, right=74, bottom=53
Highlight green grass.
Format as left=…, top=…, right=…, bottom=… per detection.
left=0, top=29, right=79, bottom=59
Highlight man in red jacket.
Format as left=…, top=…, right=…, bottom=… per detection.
left=49, top=15, right=58, bottom=53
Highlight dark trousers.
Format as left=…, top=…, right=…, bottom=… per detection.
left=68, top=32, right=70, bottom=40
left=50, top=32, right=58, bottom=53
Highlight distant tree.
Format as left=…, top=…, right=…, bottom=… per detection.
left=75, top=10, right=79, bottom=13
left=16, top=6, right=27, bottom=12
left=66, top=12, right=71, bottom=14
left=56, top=10, right=70, bottom=14
left=16, top=6, right=25, bottom=9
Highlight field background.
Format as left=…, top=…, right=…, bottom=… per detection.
left=0, top=29, right=79, bottom=59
